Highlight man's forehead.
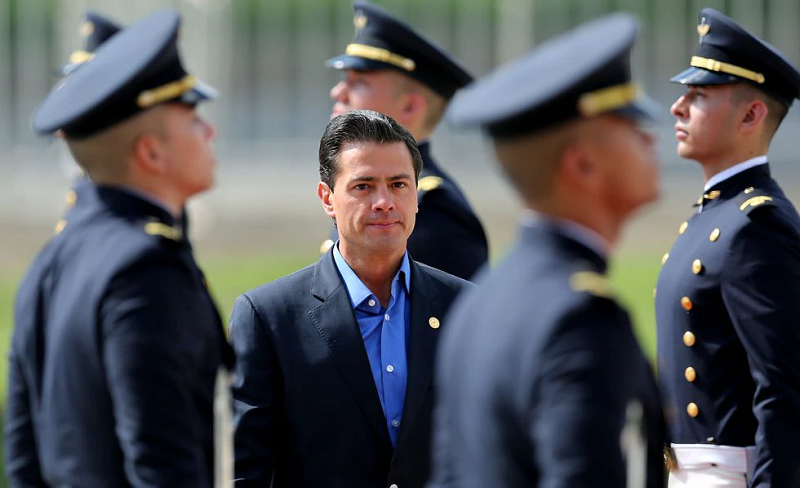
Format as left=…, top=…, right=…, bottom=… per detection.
left=338, top=141, right=414, bottom=169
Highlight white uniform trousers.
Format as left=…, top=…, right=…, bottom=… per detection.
left=667, top=444, right=756, bottom=488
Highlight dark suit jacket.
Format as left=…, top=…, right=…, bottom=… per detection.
left=5, top=184, right=233, bottom=487
left=429, top=222, right=665, bottom=488
left=327, top=141, right=488, bottom=280
left=656, top=163, right=800, bottom=486
left=228, top=249, right=472, bottom=487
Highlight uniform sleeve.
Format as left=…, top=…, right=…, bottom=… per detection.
left=409, top=191, right=488, bottom=280
left=530, top=303, right=632, bottom=488
left=228, top=294, right=280, bottom=485
left=721, top=213, right=800, bottom=487
left=5, top=345, right=46, bottom=486
left=101, top=257, right=210, bottom=487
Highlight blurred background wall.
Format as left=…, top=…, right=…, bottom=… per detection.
left=1, top=0, right=799, bottom=261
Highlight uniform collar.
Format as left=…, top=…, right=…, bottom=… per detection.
left=93, top=184, right=178, bottom=227
left=332, top=242, right=411, bottom=309
left=520, top=211, right=610, bottom=265
left=704, top=155, right=768, bottom=192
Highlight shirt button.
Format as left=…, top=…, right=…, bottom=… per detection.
left=385, top=314, right=390, bottom=321
left=392, top=419, right=400, bottom=428
left=368, top=299, right=376, bottom=307
left=386, top=364, right=394, bottom=373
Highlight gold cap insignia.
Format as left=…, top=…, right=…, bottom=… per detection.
left=697, top=17, right=710, bottom=39
left=428, top=317, right=440, bottom=329
left=354, top=12, right=368, bottom=33
left=80, top=21, right=95, bottom=38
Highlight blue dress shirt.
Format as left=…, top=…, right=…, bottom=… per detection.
left=333, top=243, right=411, bottom=447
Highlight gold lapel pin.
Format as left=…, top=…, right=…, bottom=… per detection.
left=428, top=317, right=440, bottom=329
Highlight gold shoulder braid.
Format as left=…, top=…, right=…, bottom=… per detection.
left=418, top=176, right=443, bottom=192
left=569, top=271, right=614, bottom=299
left=144, top=221, right=182, bottom=242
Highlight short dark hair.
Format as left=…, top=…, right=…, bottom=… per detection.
left=732, top=83, right=789, bottom=140
left=319, top=109, right=423, bottom=190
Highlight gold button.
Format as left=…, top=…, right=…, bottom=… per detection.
left=65, top=189, right=77, bottom=207
left=428, top=317, right=440, bottom=329
left=661, top=253, right=669, bottom=265
left=54, top=219, right=67, bottom=235
left=744, top=187, right=754, bottom=194
left=679, top=221, right=688, bottom=234
left=687, top=402, right=699, bottom=417
left=685, top=367, right=697, bottom=382
left=653, top=288, right=657, bottom=298
left=709, top=228, right=720, bottom=242
left=681, top=296, right=693, bottom=311
left=683, top=331, right=696, bottom=347
left=692, top=259, right=703, bottom=274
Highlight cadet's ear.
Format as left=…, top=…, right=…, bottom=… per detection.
left=318, top=181, right=336, bottom=218
left=740, top=99, right=768, bottom=134
left=399, top=91, right=426, bottom=126
left=559, top=140, right=598, bottom=190
left=132, top=134, right=167, bottom=174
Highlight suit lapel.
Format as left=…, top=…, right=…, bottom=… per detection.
left=307, top=250, right=392, bottom=453
left=397, top=260, right=441, bottom=447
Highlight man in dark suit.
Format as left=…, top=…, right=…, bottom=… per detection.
left=656, top=9, right=800, bottom=487
left=229, top=110, right=471, bottom=487
left=321, top=1, right=488, bottom=280
left=429, top=14, right=665, bottom=488
left=5, top=10, right=234, bottom=487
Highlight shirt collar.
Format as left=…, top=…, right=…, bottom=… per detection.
left=520, top=210, right=610, bottom=260
left=704, top=155, right=768, bottom=192
left=332, top=242, right=411, bottom=309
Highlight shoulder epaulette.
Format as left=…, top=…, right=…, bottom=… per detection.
left=418, top=175, right=443, bottom=193
left=144, top=221, right=182, bottom=242
left=737, top=187, right=776, bottom=215
left=569, top=271, right=614, bottom=299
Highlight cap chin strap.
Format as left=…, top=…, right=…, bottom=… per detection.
left=690, top=56, right=765, bottom=84
left=578, top=83, right=641, bottom=117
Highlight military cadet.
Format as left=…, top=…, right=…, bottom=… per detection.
left=56, top=11, right=122, bottom=225
left=429, top=14, right=665, bottom=487
left=229, top=110, right=472, bottom=487
left=62, top=10, right=122, bottom=76
left=322, top=1, right=488, bottom=280
left=5, top=9, right=234, bottom=487
left=656, top=8, right=800, bottom=488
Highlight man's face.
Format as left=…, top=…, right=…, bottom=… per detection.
left=671, top=84, right=739, bottom=163
left=329, top=70, right=406, bottom=121
left=160, top=104, right=217, bottom=198
left=319, top=141, right=418, bottom=258
left=592, top=115, right=659, bottom=217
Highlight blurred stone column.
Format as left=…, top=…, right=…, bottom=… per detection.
left=495, top=0, right=534, bottom=64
